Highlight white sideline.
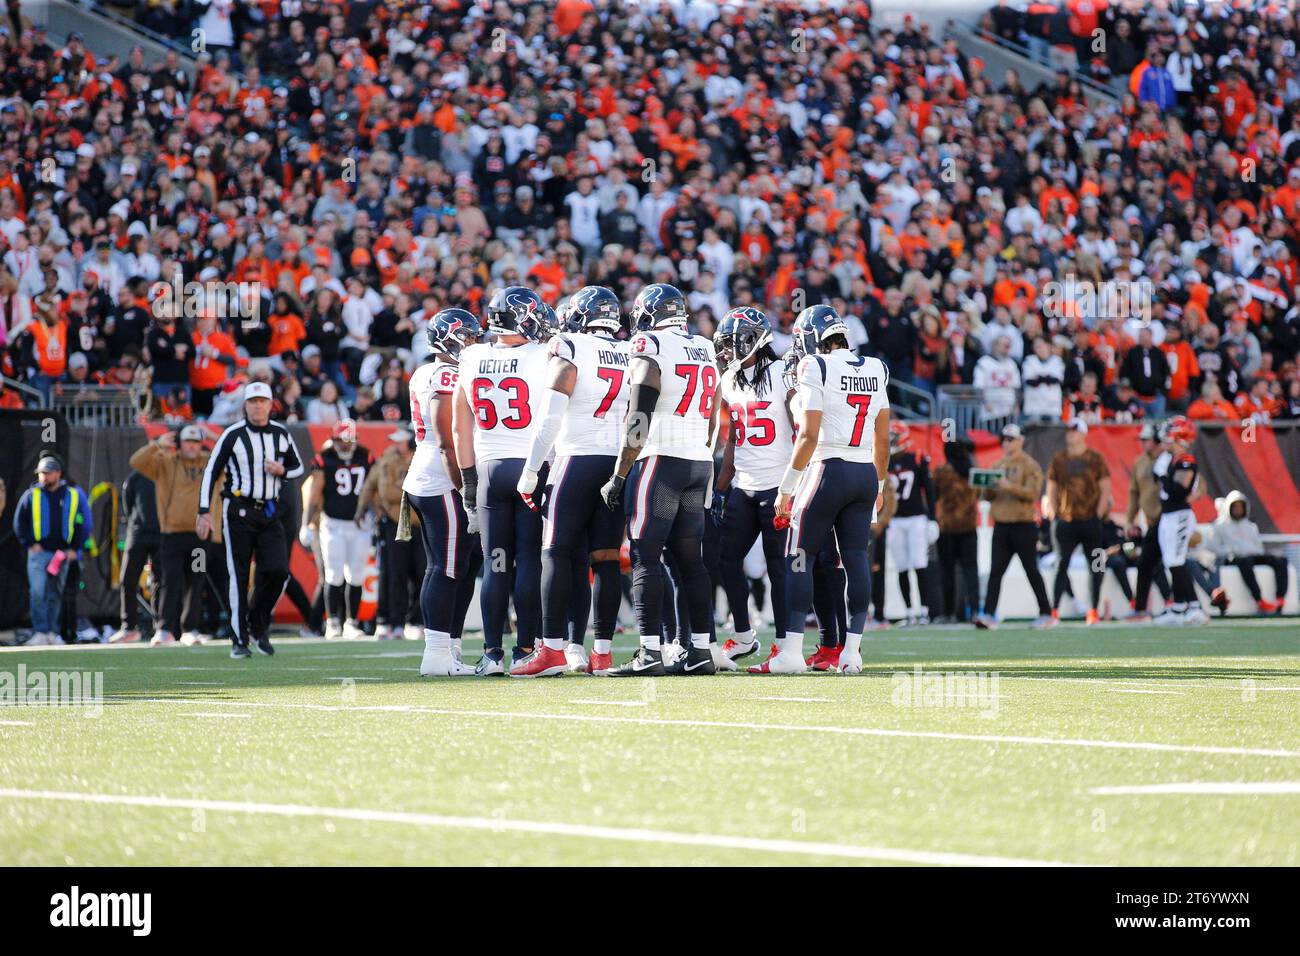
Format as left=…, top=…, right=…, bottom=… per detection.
left=1091, top=782, right=1300, bottom=795
left=104, top=697, right=1300, bottom=759
left=0, top=787, right=1086, bottom=866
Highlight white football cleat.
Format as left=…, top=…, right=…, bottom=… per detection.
left=661, top=641, right=686, bottom=667
left=747, top=645, right=807, bottom=675
left=1153, top=610, right=1183, bottom=626
left=108, top=628, right=141, bottom=644
left=711, top=645, right=738, bottom=671
left=179, top=631, right=205, bottom=646
left=837, top=647, right=863, bottom=675
left=150, top=630, right=176, bottom=646
left=1183, top=607, right=1210, bottom=626
left=324, top=618, right=343, bottom=640
left=403, top=623, right=424, bottom=642
left=420, top=647, right=476, bottom=677
left=342, top=620, right=367, bottom=641
left=564, top=643, right=589, bottom=674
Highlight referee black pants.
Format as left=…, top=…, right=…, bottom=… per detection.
left=221, top=499, right=289, bottom=647
left=984, top=521, right=1052, bottom=618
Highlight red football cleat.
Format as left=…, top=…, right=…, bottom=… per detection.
left=1257, top=599, right=1281, bottom=614
left=509, top=646, right=568, bottom=678
left=805, top=645, right=842, bottom=671
left=587, top=651, right=613, bottom=674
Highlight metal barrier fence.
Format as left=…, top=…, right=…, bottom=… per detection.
left=936, top=385, right=1018, bottom=437
left=52, top=385, right=147, bottom=428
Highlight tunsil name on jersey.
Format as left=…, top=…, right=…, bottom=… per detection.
left=841, top=374, right=881, bottom=392
left=683, top=346, right=711, bottom=362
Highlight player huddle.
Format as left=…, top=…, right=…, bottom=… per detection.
left=368, top=282, right=892, bottom=678
left=295, top=283, right=1211, bottom=678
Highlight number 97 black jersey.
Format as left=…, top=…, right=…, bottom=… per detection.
left=889, top=451, right=932, bottom=518
left=313, top=444, right=375, bottom=520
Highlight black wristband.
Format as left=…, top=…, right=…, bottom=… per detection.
left=461, top=464, right=478, bottom=504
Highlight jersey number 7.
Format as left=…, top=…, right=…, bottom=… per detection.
left=847, top=394, right=873, bottom=447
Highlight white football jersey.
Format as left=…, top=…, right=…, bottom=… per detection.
left=630, top=328, right=717, bottom=462
left=457, top=341, right=546, bottom=463
left=796, top=349, right=890, bottom=464
left=549, top=332, right=630, bottom=457
left=404, top=359, right=458, bottom=497
left=722, top=360, right=794, bottom=491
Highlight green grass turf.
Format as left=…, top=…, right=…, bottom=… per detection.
left=1, top=621, right=1297, bottom=866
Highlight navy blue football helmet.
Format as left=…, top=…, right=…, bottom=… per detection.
left=631, top=283, right=688, bottom=332
left=714, top=306, right=772, bottom=373
left=426, top=308, right=482, bottom=359
left=565, top=285, right=623, bottom=334
left=792, top=305, right=849, bottom=356
left=485, top=285, right=546, bottom=339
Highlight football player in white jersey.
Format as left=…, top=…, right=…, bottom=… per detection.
left=406, top=308, right=483, bottom=677
left=599, top=283, right=721, bottom=676
left=712, top=306, right=793, bottom=670
left=512, top=286, right=629, bottom=676
left=772, top=305, right=890, bottom=676
left=453, top=286, right=549, bottom=675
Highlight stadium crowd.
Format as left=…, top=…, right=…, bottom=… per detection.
left=1, top=2, right=1298, bottom=648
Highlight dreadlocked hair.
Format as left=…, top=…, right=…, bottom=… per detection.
left=742, top=343, right=780, bottom=397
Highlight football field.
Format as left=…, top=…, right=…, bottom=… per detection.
left=1, top=622, right=1297, bottom=866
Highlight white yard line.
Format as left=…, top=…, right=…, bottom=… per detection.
left=1108, top=689, right=1186, bottom=696
left=0, top=787, right=1087, bottom=866
left=1092, top=782, right=1300, bottom=796
left=0, top=720, right=34, bottom=726
left=568, top=699, right=650, bottom=707
left=102, top=696, right=1300, bottom=759
left=753, top=696, right=833, bottom=703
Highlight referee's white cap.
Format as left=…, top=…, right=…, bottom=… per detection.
left=244, top=382, right=273, bottom=401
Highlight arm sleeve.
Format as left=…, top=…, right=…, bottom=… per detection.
left=199, top=429, right=233, bottom=513
left=282, top=431, right=305, bottom=480
left=525, top=388, right=570, bottom=473
left=128, top=443, right=163, bottom=479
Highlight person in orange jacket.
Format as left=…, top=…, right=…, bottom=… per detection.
left=189, top=313, right=243, bottom=418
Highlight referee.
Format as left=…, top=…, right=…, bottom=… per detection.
left=197, top=382, right=305, bottom=658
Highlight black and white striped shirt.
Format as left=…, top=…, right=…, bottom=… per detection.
left=198, top=418, right=305, bottom=512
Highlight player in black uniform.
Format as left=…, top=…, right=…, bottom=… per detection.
left=886, top=422, right=936, bottom=626
left=1153, top=416, right=1208, bottom=625
left=300, top=420, right=375, bottom=640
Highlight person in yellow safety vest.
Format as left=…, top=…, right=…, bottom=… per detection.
left=12, top=455, right=93, bottom=645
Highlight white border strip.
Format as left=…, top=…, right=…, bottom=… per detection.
left=0, top=788, right=1086, bottom=866
left=1091, top=782, right=1300, bottom=796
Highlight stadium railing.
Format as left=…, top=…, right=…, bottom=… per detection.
left=1, top=375, right=49, bottom=409
left=937, top=384, right=1018, bottom=436
left=888, top=379, right=936, bottom=422
left=52, top=384, right=147, bottom=428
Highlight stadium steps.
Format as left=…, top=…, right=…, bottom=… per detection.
left=944, top=16, right=1119, bottom=104
left=24, top=0, right=199, bottom=77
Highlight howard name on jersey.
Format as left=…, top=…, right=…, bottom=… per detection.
left=405, top=359, right=457, bottom=497
left=722, top=360, right=793, bottom=491
left=889, top=450, right=931, bottom=517
left=796, top=350, right=889, bottom=464
left=550, top=332, right=630, bottom=457
left=630, top=329, right=717, bottom=462
left=314, top=444, right=374, bottom=520
left=458, top=341, right=547, bottom=462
